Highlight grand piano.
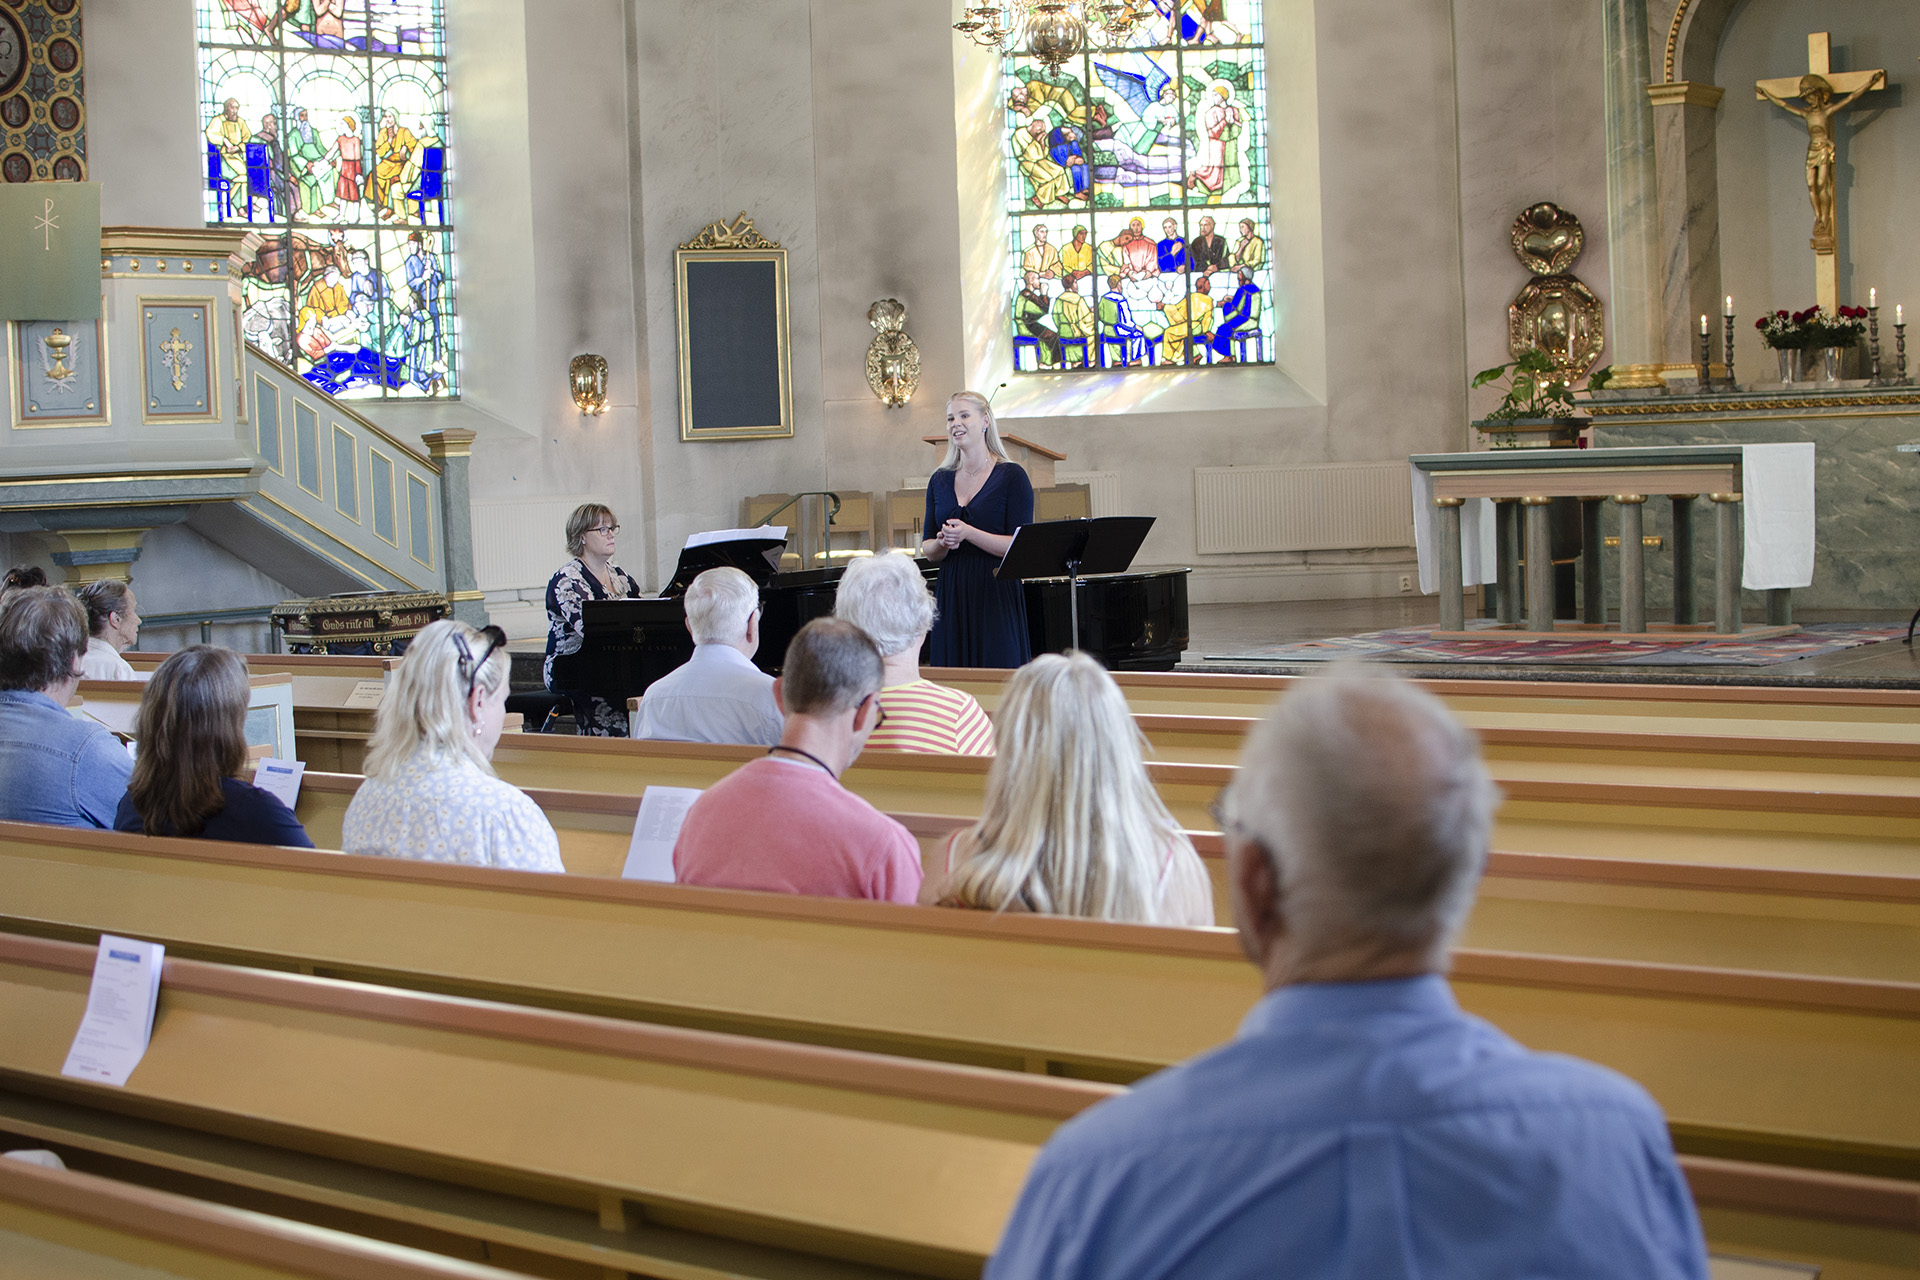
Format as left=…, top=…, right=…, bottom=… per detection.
left=565, top=549, right=1189, bottom=706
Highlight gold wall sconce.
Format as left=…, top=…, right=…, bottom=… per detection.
left=864, top=299, right=921, bottom=409
left=569, top=353, right=609, bottom=415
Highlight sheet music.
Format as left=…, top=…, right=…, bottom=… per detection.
left=622, top=786, right=703, bottom=881
left=686, top=526, right=785, bottom=550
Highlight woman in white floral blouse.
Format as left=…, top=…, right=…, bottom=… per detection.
left=343, top=619, right=565, bottom=873
left=543, top=502, right=644, bottom=735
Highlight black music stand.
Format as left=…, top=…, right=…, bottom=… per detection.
left=662, top=532, right=787, bottom=596
left=995, top=516, right=1154, bottom=650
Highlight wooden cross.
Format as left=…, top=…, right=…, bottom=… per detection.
left=1756, top=32, right=1886, bottom=312
left=158, top=326, right=194, bottom=393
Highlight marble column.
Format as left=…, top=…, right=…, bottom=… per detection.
left=1647, top=82, right=1725, bottom=379
left=422, top=428, right=486, bottom=627
left=1602, top=0, right=1667, bottom=389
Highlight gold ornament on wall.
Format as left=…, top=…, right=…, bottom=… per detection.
left=1506, top=202, right=1604, bottom=382
left=569, top=353, right=609, bottom=415
left=864, top=299, right=921, bottom=409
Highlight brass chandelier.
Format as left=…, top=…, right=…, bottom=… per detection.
left=954, top=1, right=1155, bottom=72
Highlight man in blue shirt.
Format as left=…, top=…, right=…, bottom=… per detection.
left=633, top=567, right=783, bottom=747
left=0, top=587, right=134, bottom=828
left=988, top=674, right=1709, bottom=1280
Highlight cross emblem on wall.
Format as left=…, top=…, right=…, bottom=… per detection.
left=158, top=326, right=194, bottom=393
left=32, top=196, right=57, bottom=251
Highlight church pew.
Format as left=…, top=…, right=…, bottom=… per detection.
left=5, top=825, right=1920, bottom=1184
left=0, top=929, right=1908, bottom=1279
left=0, top=929, right=1104, bottom=1278
left=477, top=733, right=1920, bottom=883
left=0, top=1156, right=534, bottom=1280
left=282, top=770, right=1920, bottom=985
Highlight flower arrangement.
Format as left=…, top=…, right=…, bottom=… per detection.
left=1755, top=305, right=1868, bottom=350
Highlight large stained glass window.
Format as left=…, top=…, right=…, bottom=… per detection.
left=195, top=2, right=456, bottom=399
left=1003, top=2, right=1269, bottom=373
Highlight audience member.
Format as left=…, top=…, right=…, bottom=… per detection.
left=343, top=620, right=564, bottom=872
left=0, top=565, right=46, bottom=610
left=115, top=646, right=311, bottom=846
left=0, top=587, right=133, bottom=828
left=832, top=551, right=993, bottom=755
left=988, top=673, right=1709, bottom=1280
left=632, top=567, right=782, bottom=746
left=674, top=618, right=921, bottom=902
left=933, top=652, right=1209, bottom=925
left=76, top=580, right=141, bottom=681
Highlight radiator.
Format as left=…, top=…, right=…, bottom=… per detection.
left=471, top=496, right=609, bottom=593
left=1055, top=470, right=1121, bottom=517
left=1193, top=462, right=1414, bottom=554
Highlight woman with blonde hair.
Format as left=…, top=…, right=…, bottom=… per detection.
left=115, top=645, right=311, bottom=846
left=344, top=619, right=563, bottom=872
left=920, top=391, right=1033, bottom=668
left=934, top=652, right=1212, bottom=926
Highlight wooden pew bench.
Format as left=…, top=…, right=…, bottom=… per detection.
left=4, top=823, right=1920, bottom=1185
left=0, top=1156, right=531, bottom=1280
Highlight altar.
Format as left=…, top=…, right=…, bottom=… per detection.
left=1587, top=389, right=1920, bottom=612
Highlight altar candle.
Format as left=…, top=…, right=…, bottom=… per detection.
left=1901, top=305, right=1906, bottom=326
left=1700, top=315, right=1709, bottom=335
left=1725, top=295, right=1734, bottom=317
left=1872, top=288, right=1879, bottom=308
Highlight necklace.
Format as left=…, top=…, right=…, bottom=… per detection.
left=767, top=744, right=836, bottom=778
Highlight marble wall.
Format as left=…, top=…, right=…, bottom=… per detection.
left=1715, top=0, right=1920, bottom=380
left=71, top=0, right=1629, bottom=607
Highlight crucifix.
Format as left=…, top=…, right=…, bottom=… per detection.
left=158, top=326, right=194, bottom=393
left=1756, top=32, right=1886, bottom=313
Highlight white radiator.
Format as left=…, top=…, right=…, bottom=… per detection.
left=471, top=496, right=609, bottom=592
left=1055, top=470, right=1121, bottom=516
left=1194, top=462, right=1414, bottom=554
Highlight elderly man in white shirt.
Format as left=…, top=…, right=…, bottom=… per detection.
left=633, top=566, right=783, bottom=746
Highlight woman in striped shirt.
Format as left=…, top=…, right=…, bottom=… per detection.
left=930, top=652, right=1213, bottom=928
left=833, top=551, right=994, bottom=755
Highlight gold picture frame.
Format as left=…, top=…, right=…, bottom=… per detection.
left=674, top=214, right=792, bottom=442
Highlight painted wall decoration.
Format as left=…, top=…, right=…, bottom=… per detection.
left=140, top=299, right=218, bottom=422
left=194, top=0, right=456, bottom=401
left=1002, top=0, right=1271, bottom=373
left=0, top=0, right=86, bottom=184
left=10, top=314, right=105, bottom=426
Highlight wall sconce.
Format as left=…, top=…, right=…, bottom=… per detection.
left=569, top=353, right=609, bottom=415
left=864, top=299, right=920, bottom=409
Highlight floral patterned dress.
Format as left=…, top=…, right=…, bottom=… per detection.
left=543, top=557, right=643, bottom=736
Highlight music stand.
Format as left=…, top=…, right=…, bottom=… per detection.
left=662, top=531, right=787, bottom=596
left=995, top=516, right=1154, bottom=650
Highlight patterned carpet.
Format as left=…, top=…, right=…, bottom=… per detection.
left=1202, top=621, right=1910, bottom=667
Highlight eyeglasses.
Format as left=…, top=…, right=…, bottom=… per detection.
left=858, top=694, right=888, bottom=731
left=452, top=624, right=508, bottom=701
left=588, top=524, right=619, bottom=536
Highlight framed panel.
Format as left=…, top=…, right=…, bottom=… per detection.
left=406, top=472, right=434, bottom=569
left=674, top=218, right=792, bottom=442
left=231, top=301, right=247, bottom=425
left=369, top=447, right=398, bottom=547
left=331, top=424, right=359, bottom=522
left=139, top=298, right=220, bottom=422
left=10, top=315, right=109, bottom=428
left=293, top=400, right=322, bottom=498
left=254, top=374, right=282, bottom=473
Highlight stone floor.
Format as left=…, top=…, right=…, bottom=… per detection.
left=1181, top=597, right=1920, bottom=687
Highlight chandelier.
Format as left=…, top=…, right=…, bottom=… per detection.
left=954, top=1, right=1154, bottom=72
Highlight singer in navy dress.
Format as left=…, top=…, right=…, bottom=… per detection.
left=922, top=392, right=1035, bottom=668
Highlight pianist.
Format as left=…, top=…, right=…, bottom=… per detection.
left=544, top=502, right=644, bottom=736
left=632, top=567, right=782, bottom=747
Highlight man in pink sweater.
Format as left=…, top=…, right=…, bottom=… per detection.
left=673, top=618, right=923, bottom=903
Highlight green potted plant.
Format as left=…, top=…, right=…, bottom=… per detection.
left=1469, top=350, right=1602, bottom=448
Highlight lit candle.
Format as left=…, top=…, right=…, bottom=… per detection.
left=1725, top=295, right=1734, bottom=317
left=1871, top=288, right=1879, bottom=309
left=1900, top=305, right=1906, bottom=326
left=1700, top=314, right=1709, bottom=336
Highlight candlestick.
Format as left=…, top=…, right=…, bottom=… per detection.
left=1697, top=320, right=1712, bottom=388
left=1898, top=321, right=1909, bottom=385
left=1722, top=312, right=1736, bottom=391
left=1869, top=303, right=1883, bottom=384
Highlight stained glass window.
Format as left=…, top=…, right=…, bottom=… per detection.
left=195, top=1, right=456, bottom=399
left=1002, top=1, right=1269, bottom=373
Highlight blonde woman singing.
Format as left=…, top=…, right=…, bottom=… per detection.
left=933, top=651, right=1212, bottom=926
